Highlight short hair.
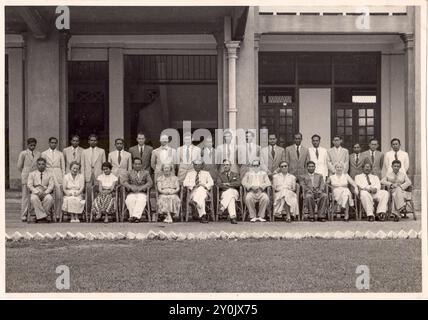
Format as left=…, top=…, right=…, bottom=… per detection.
left=101, top=161, right=112, bottom=170
left=334, top=161, right=344, bottom=169
left=133, top=157, right=142, bottom=164
left=192, top=159, right=204, bottom=165
left=392, top=160, right=402, bottom=166
left=223, top=129, right=232, bottom=136
left=294, top=132, right=303, bottom=138
left=48, top=137, right=58, bottom=143
left=363, top=162, right=373, bottom=169
left=27, top=138, right=37, bottom=145
left=222, top=159, right=231, bottom=165
left=115, top=138, right=124, bottom=144
left=311, top=134, right=321, bottom=140
left=279, top=161, right=288, bottom=167
left=88, top=134, right=98, bottom=140
left=332, top=135, right=342, bottom=140
left=246, top=130, right=255, bottom=137
left=391, top=138, right=401, bottom=145
left=161, top=163, right=174, bottom=171
left=69, top=161, right=81, bottom=170
left=307, top=160, right=316, bottom=166
left=136, top=132, right=146, bottom=138
left=268, top=133, right=277, bottom=138
left=353, top=143, right=361, bottom=148
left=36, top=157, right=46, bottom=164
left=369, top=138, right=379, bottom=144
left=70, top=135, right=80, bottom=140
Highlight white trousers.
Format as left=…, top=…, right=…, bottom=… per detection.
left=190, top=186, right=209, bottom=217
left=30, top=194, right=54, bottom=220
left=360, top=190, right=389, bottom=216
left=220, top=188, right=239, bottom=219
left=125, top=193, right=147, bottom=219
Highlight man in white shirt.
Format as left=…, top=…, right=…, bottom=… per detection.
left=216, top=129, right=238, bottom=174
left=63, top=135, right=84, bottom=174
left=355, top=163, right=389, bottom=222
left=285, top=133, right=310, bottom=179
left=108, top=138, right=132, bottom=183
left=177, top=132, right=201, bottom=183
left=327, top=135, right=349, bottom=175
left=308, top=134, right=329, bottom=179
left=41, top=137, right=66, bottom=220
left=151, top=134, right=177, bottom=183
left=241, top=159, right=271, bottom=222
left=382, top=138, right=409, bottom=178
left=183, top=160, right=214, bottom=223
left=237, top=130, right=260, bottom=179
left=201, top=136, right=218, bottom=180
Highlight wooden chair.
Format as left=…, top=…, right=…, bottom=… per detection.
left=90, top=184, right=120, bottom=223
left=385, top=185, right=416, bottom=221
left=154, top=186, right=183, bottom=222
left=26, top=186, right=56, bottom=223
left=326, top=184, right=358, bottom=221
left=184, top=187, right=215, bottom=222
left=215, top=185, right=244, bottom=221
left=271, top=183, right=300, bottom=222
left=241, top=186, right=273, bottom=221
left=121, top=186, right=152, bottom=222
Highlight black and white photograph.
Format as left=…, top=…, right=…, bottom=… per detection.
left=2, top=0, right=427, bottom=297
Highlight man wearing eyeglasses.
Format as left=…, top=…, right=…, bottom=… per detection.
left=272, top=161, right=299, bottom=222
left=241, top=159, right=271, bottom=222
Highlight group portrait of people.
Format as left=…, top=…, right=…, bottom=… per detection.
left=17, top=128, right=413, bottom=225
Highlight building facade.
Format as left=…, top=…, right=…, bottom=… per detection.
left=4, top=5, right=424, bottom=208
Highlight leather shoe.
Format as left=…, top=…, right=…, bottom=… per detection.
left=230, top=218, right=237, bottom=224
left=368, top=216, right=375, bottom=222
left=200, top=215, right=209, bottom=223
left=320, top=218, right=326, bottom=222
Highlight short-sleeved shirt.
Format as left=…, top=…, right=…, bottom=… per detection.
left=97, top=173, right=118, bottom=188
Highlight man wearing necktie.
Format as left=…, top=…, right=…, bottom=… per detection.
left=349, top=143, right=365, bottom=179
left=285, top=133, right=310, bottom=179
left=355, top=163, right=389, bottom=222
left=41, top=137, right=66, bottom=221
left=382, top=138, right=409, bottom=178
left=27, top=158, right=55, bottom=222
left=81, top=134, right=106, bottom=214
left=261, top=134, right=286, bottom=176
left=151, top=134, right=178, bottom=183
left=238, top=130, right=260, bottom=179
left=308, top=134, right=329, bottom=179
left=129, top=132, right=153, bottom=172
left=183, top=160, right=214, bottom=223
left=62, top=135, right=84, bottom=174
left=200, top=136, right=218, bottom=181
left=108, top=138, right=132, bottom=184
left=177, top=132, right=201, bottom=183
left=327, top=135, right=349, bottom=175
left=361, top=139, right=383, bottom=179
left=17, top=137, right=41, bottom=221
left=215, top=129, right=238, bottom=174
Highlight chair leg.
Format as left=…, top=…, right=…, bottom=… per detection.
left=185, top=195, right=190, bottom=222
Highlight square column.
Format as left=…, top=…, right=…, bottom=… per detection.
left=225, top=41, right=240, bottom=130
left=108, top=48, right=124, bottom=152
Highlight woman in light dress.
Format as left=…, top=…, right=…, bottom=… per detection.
left=272, top=161, right=299, bottom=222
left=156, top=163, right=181, bottom=223
left=62, top=161, right=85, bottom=222
left=92, top=162, right=118, bottom=223
left=326, top=162, right=358, bottom=221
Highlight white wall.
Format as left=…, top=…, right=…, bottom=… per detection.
left=299, top=89, right=331, bottom=148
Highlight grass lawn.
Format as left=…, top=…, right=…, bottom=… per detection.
left=6, top=239, right=421, bottom=293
